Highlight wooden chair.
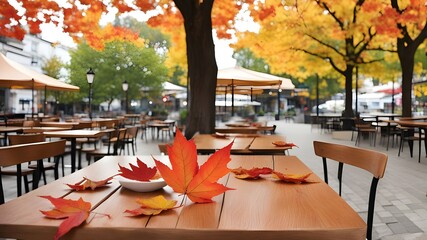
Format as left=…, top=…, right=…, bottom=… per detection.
left=397, top=126, right=425, bottom=162
left=354, top=123, right=377, bottom=146
left=0, top=140, right=66, bottom=204
left=158, top=144, right=169, bottom=155
left=122, top=126, right=138, bottom=155
left=139, top=119, right=148, bottom=142
left=86, top=128, right=127, bottom=163
left=8, top=133, right=65, bottom=183
left=313, top=141, right=388, bottom=240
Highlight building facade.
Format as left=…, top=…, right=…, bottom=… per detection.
left=0, top=34, right=71, bottom=114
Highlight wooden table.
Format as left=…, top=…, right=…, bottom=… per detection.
left=147, top=120, right=175, bottom=140
left=215, top=126, right=259, bottom=134
left=0, top=155, right=366, bottom=240
left=391, top=120, right=427, bottom=162
left=0, top=126, right=22, bottom=145
left=193, top=134, right=292, bottom=155
left=43, top=130, right=105, bottom=172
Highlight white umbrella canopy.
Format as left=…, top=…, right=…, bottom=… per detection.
left=217, top=66, right=294, bottom=116
left=0, top=53, right=79, bottom=91
left=217, top=66, right=283, bottom=87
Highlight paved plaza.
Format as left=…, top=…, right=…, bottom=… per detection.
left=2, top=120, right=427, bottom=240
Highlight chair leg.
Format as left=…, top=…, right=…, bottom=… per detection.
left=23, top=175, right=30, bottom=193
left=16, top=164, right=22, bottom=197
left=61, top=156, right=65, bottom=177
left=0, top=172, right=4, bottom=204
left=408, top=140, right=414, bottom=158
left=54, top=157, right=59, bottom=180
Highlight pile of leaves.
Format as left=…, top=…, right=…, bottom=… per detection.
left=230, top=167, right=313, bottom=184
left=42, top=128, right=234, bottom=239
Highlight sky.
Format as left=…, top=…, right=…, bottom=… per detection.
left=40, top=22, right=237, bottom=69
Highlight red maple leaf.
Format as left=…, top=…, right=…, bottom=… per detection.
left=154, top=129, right=233, bottom=203
left=40, top=196, right=91, bottom=240
left=118, top=157, right=157, bottom=182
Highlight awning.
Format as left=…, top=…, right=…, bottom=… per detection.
left=0, top=53, right=79, bottom=91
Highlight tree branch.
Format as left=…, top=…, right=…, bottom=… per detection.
left=306, top=33, right=344, bottom=57
left=315, top=0, right=344, bottom=30
left=295, top=48, right=345, bottom=75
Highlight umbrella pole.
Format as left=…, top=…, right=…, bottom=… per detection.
left=32, top=79, right=35, bottom=119
left=44, top=85, right=47, bottom=116
left=232, top=80, right=235, bottom=117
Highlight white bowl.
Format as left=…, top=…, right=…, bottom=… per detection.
left=118, top=177, right=167, bottom=192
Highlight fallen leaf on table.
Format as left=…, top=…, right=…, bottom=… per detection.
left=272, top=141, right=298, bottom=148
left=118, top=158, right=158, bottom=181
left=230, top=167, right=273, bottom=179
left=124, top=195, right=178, bottom=216
left=272, top=171, right=312, bottom=184
left=67, top=176, right=114, bottom=191
left=212, top=132, right=229, bottom=138
left=40, top=196, right=91, bottom=240
left=154, top=129, right=234, bottom=203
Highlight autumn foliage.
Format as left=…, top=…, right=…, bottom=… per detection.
left=230, top=167, right=273, bottom=179
left=154, top=129, right=233, bottom=203
left=67, top=176, right=114, bottom=191
left=118, top=158, right=158, bottom=182
left=124, top=195, right=177, bottom=216
left=40, top=196, right=92, bottom=240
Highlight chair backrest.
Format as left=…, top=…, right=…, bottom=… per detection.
left=8, top=134, right=46, bottom=145
left=313, top=141, right=387, bottom=178
left=74, top=121, right=93, bottom=130
left=0, top=140, right=66, bottom=168
left=158, top=144, right=169, bottom=155
left=313, top=140, right=388, bottom=240
left=22, top=120, right=40, bottom=127
left=126, top=126, right=138, bottom=138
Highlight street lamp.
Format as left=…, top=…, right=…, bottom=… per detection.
left=122, top=80, right=129, bottom=114
left=86, top=68, right=95, bottom=120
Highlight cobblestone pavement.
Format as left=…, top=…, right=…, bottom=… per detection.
left=2, top=120, right=427, bottom=240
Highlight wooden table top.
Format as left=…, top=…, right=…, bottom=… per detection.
left=0, top=155, right=366, bottom=240
left=215, top=126, right=259, bottom=134
left=43, top=129, right=105, bottom=138
left=0, top=126, right=23, bottom=133
left=193, top=134, right=292, bottom=155
left=389, top=120, right=427, bottom=128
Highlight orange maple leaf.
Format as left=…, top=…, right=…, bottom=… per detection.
left=272, top=141, right=298, bottom=148
left=67, top=176, right=114, bottom=191
left=272, top=171, right=313, bottom=184
left=230, top=167, right=273, bottom=179
left=124, top=195, right=177, bottom=216
left=40, top=196, right=91, bottom=240
left=118, top=158, right=157, bottom=182
left=154, top=129, right=233, bottom=203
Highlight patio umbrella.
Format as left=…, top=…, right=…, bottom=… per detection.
left=0, top=53, right=79, bottom=115
left=217, top=66, right=294, bottom=116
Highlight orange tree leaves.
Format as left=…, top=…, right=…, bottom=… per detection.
left=118, top=158, right=158, bottom=182
left=125, top=195, right=177, bottom=216
left=67, top=176, right=114, bottom=191
left=40, top=196, right=92, bottom=240
left=230, top=167, right=273, bottom=179
left=154, top=129, right=233, bottom=203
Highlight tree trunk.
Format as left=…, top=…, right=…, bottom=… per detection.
left=397, top=39, right=416, bottom=117
left=176, top=0, right=218, bottom=139
left=341, top=65, right=355, bottom=130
